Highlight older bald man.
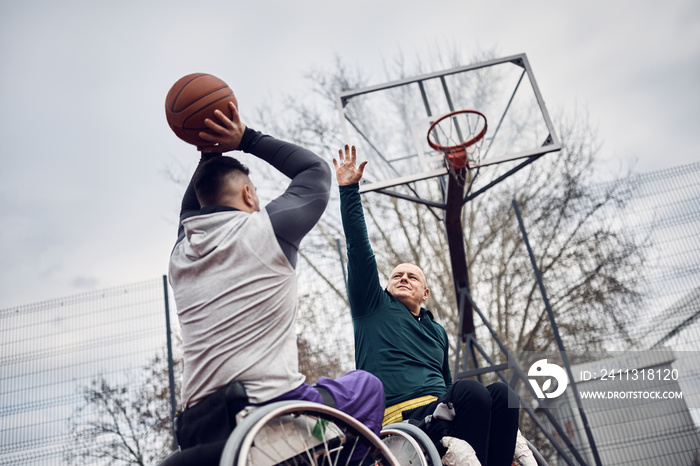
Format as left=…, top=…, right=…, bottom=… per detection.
left=335, top=145, right=519, bottom=466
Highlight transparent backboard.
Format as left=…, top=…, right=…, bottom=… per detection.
left=336, top=54, right=561, bottom=195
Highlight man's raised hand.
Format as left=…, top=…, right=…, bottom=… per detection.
left=198, top=101, right=246, bottom=153
left=333, top=145, right=368, bottom=186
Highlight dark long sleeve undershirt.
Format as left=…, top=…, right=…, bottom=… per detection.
left=175, top=127, right=331, bottom=268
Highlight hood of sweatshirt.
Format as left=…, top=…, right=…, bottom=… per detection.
left=180, top=210, right=249, bottom=259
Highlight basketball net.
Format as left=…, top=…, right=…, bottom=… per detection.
left=427, top=110, right=487, bottom=185
left=444, top=138, right=485, bottom=184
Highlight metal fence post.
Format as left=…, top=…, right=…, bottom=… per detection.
left=163, top=274, right=178, bottom=450
left=512, top=199, right=602, bottom=466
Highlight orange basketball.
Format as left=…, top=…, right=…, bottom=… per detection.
left=165, top=73, right=237, bottom=146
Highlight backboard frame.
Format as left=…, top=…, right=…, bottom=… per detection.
left=336, top=53, right=562, bottom=194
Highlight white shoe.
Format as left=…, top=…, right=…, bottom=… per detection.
left=440, top=436, right=482, bottom=465
left=512, top=429, right=538, bottom=466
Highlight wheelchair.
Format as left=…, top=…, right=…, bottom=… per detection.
left=379, top=421, right=549, bottom=466
left=159, top=400, right=549, bottom=466
left=159, top=400, right=400, bottom=465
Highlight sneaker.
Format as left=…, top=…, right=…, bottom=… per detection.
left=440, top=436, right=482, bottom=465
left=512, top=430, right=538, bottom=466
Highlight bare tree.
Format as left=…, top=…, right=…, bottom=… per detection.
left=253, top=47, right=646, bottom=374
left=155, top=48, right=646, bottom=463
left=64, top=352, right=181, bottom=465
left=298, top=332, right=346, bottom=383
left=249, top=50, right=648, bottom=464
left=62, top=330, right=343, bottom=465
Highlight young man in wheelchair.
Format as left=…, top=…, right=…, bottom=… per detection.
left=167, top=103, right=384, bottom=463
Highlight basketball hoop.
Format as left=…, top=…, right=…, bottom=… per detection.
left=427, top=110, right=488, bottom=171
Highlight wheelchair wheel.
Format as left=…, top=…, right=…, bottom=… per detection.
left=219, top=401, right=399, bottom=466
left=380, top=428, right=427, bottom=466
left=380, top=423, right=442, bottom=466
left=525, top=439, right=549, bottom=466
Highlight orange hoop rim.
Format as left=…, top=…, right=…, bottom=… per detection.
left=426, top=109, right=488, bottom=155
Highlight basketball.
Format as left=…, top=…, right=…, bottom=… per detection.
left=165, top=73, right=237, bottom=146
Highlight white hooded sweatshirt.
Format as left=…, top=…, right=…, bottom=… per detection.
left=169, top=208, right=304, bottom=407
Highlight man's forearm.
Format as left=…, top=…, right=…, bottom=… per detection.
left=239, top=128, right=321, bottom=180
left=339, top=183, right=385, bottom=316
left=339, top=184, right=373, bottom=255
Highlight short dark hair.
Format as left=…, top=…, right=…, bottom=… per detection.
left=193, top=156, right=250, bottom=206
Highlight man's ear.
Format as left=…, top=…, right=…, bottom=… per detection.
left=242, top=184, right=255, bottom=208
left=423, top=288, right=430, bottom=302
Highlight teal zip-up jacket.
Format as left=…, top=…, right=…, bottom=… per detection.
left=340, top=183, right=452, bottom=406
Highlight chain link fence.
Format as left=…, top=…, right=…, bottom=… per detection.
left=537, top=163, right=700, bottom=465
left=1, top=278, right=169, bottom=465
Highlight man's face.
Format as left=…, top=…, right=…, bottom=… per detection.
left=386, top=263, right=429, bottom=315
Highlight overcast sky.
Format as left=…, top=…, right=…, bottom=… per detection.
left=1, top=1, right=698, bottom=309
